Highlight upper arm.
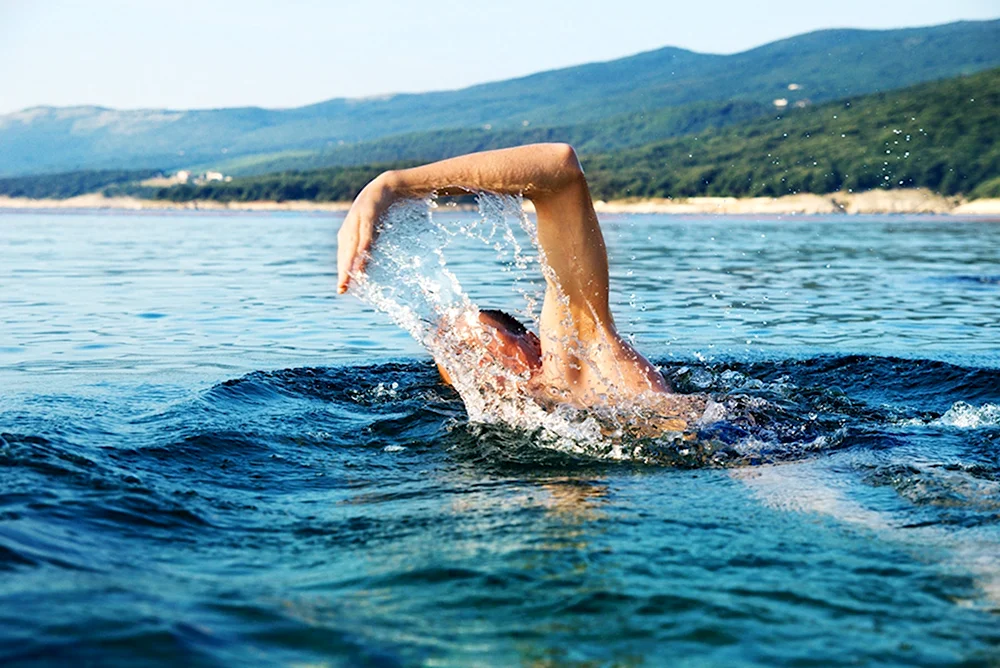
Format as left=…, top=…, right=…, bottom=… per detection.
left=528, top=147, right=613, bottom=336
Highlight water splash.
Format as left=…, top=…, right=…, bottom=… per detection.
left=895, top=401, right=1000, bottom=430
left=347, top=195, right=847, bottom=462
left=349, top=194, right=707, bottom=457
left=351, top=196, right=548, bottom=422
left=935, top=402, right=1000, bottom=429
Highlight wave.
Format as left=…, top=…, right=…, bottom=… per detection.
left=3, top=353, right=996, bottom=477
left=195, top=353, right=997, bottom=464
left=936, top=274, right=1000, bottom=286
left=0, top=431, right=212, bottom=533
left=2, top=353, right=998, bottom=628
left=935, top=402, right=1000, bottom=429
left=678, top=355, right=1000, bottom=412
left=180, top=354, right=997, bottom=467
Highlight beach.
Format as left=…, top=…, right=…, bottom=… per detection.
left=2, top=189, right=999, bottom=215
left=0, top=193, right=352, bottom=213
left=594, top=189, right=1000, bottom=215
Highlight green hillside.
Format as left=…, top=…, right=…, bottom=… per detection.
left=0, top=169, right=161, bottom=199
left=0, top=19, right=997, bottom=177
left=144, top=68, right=999, bottom=204
left=583, top=68, right=999, bottom=199
left=141, top=162, right=421, bottom=204
left=208, top=100, right=771, bottom=176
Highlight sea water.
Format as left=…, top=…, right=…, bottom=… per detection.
left=1, top=207, right=998, bottom=666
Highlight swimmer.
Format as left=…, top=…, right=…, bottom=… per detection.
left=337, top=144, right=706, bottom=428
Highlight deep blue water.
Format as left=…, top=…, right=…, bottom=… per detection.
left=1, top=209, right=999, bottom=666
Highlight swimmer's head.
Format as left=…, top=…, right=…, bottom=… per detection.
left=436, top=308, right=542, bottom=387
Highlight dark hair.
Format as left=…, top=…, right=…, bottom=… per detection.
left=479, top=309, right=527, bottom=335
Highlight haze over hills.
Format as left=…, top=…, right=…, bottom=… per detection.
left=204, top=99, right=777, bottom=176
left=3, top=67, right=997, bottom=203
left=160, top=68, right=1000, bottom=202
left=0, top=18, right=997, bottom=177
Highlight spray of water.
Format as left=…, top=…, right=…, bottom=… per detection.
left=347, top=193, right=829, bottom=464
left=348, top=193, right=703, bottom=458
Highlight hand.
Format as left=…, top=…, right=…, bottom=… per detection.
left=336, top=172, right=398, bottom=294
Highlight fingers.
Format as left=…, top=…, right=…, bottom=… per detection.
left=336, top=250, right=352, bottom=294
left=337, top=176, right=391, bottom=294
left=336, top=217, right=355, bottom=293
left=353, top=224, right=373, bottom=275
left=336, top=211, right=375, bottom=294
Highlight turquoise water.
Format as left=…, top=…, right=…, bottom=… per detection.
left=1, top=209, right=999, bottom=666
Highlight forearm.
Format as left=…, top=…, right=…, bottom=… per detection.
left=386, top=144, right=609, bottom=316
left=380, top=143, right=585, bottom=201
left=337, top=143, right=601, bottom=298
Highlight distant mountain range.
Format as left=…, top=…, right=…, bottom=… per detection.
left=3, top=67, right=997, bottom=202
left=0, top=18, right=997, bottom=177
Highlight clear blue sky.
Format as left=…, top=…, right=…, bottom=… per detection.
left=1, top=0, right=996, bottom=114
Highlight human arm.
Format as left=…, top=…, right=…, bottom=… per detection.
left=335, top=144, right=612, bottom=331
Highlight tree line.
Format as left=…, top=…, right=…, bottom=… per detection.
left=582, top=68, right=999, bottom=200
left=6, top=67, right=998, bottom=203
left=151, top=68, right=999, bottom=203
left=0, top=169, right=161, bottom=199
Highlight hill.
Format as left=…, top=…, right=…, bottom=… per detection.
left=0, top=19, right=997, bottom=177
left=0, top=168, right=161, bottom=200
left=582, top=67, right=999, bottom=199
left=206, top=99, right=773, bottom=176
left=131, top=67, right=998, bottom=204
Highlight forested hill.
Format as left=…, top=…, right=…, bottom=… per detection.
left=206, top=100, right=774, bottom=176
left=0, top=169, right=161, bottom=200
left=582, top=67, right=1000, bottom=200
left=0, top=18, right=998, bottom=177
left=133, top=67, right=999, bottom=204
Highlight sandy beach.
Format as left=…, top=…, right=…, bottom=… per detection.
left=1, top=189, right=998, bottom=216
left=0, top=193, right=354, bottom=213
left=592, top=189, right=1000, bottom=216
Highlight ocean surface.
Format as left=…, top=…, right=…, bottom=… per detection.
left=1, top=207, right=999, bottom=666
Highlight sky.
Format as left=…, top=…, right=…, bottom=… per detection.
left=1, top=0, right=997, bottom=114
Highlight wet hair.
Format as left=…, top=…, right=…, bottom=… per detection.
left=479, top=309, right=527, bottom=335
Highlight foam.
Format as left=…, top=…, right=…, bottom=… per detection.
left=347, top=194, right=829, bottom=461
left=935, top=401, right=1000, bottom=429
left=899, top=401, right=1000, bottom=429
left=348, top=194, right=705, bottom=457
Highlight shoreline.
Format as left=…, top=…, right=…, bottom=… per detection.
left=0, top=193, right=353, bottom=213
left=1, top=189, right=999, bottom=216
left=591, top=190, right=1000, bottom=216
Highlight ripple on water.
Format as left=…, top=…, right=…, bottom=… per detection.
left=3, top=211, right=1000, bottom=665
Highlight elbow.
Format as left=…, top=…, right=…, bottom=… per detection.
left=540, top=143, right=585, bottom=191
left=550, top=143, right=585, bottom=180
left=375, top=169, right=400, bottom=189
